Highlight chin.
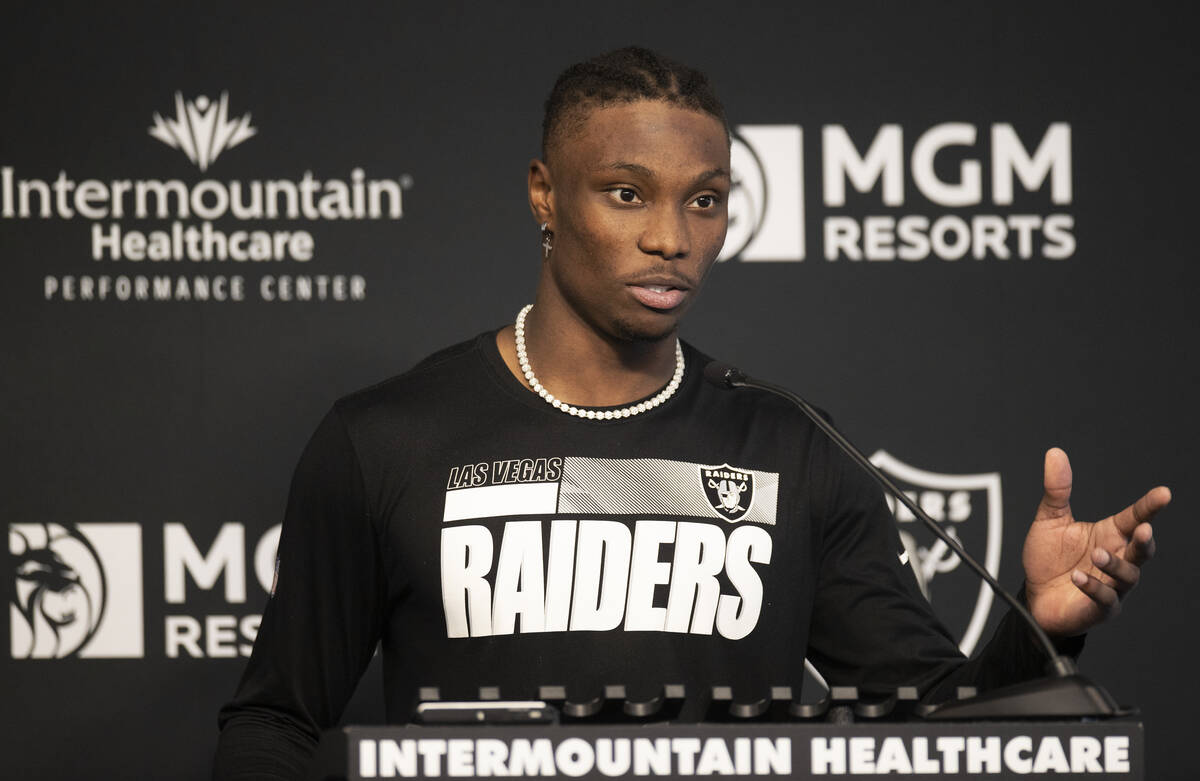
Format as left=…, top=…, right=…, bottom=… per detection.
left=612, top=313, right=679, bottom=343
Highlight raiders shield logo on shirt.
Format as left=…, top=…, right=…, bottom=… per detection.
left=700, top=464, right=755, bottom=522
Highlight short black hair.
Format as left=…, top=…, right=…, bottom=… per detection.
left=541, top=46, right=728, bottom=161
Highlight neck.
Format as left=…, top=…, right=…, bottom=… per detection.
left=497, top=297, right=680, bottom=408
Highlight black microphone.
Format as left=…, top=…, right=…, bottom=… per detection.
left=703, top=361, right=1123, bottom=719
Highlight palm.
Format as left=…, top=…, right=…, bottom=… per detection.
left=1022, top=448, right=1166, bottom=637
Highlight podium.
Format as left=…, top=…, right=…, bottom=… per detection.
left=315, top=720, right=1143, bottom=779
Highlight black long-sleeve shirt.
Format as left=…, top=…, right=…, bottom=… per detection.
left=214, top=332, right=1078, bottom=780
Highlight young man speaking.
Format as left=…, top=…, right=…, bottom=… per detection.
left=214, top=47, right=1166, bottom=779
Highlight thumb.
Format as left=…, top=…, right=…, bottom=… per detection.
left=1036, top=447, right=1073, bottom=524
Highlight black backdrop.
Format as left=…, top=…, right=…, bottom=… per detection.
left=2, top=2, right=1197, bottom=778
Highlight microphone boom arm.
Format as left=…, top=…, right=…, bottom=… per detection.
left=703, top=362, right=1124, bottom=719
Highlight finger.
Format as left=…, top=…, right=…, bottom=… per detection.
left=1111, top=486, right=1172, bottom=537
left=1036, top=447, right=1074, bottom=524
left=1125, top=522, right=1156, bottom=567
left=1090, top=547, right=1140, bottom=594
left=1071, top=569, right=1121, bottom=617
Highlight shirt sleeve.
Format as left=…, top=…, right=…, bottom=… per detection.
left=804, top=432, right=1083, bottom=702
left=213, top=404, right=387, bottom=780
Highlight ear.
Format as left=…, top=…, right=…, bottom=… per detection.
left=528, top=158, right=554, bottom=227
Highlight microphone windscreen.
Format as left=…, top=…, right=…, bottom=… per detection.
left=703, top=361, right=741, bottom=389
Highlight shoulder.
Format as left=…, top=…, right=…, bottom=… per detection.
left=681, top=340, right=849, bottom=488
left=681, top=339, right=825, bottom=424
left=331, top=331, right=494, bottom=434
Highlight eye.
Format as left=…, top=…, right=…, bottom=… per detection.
left=606, top=187, right=643, bottom=205
left=690, top=193, right=721, bottom=209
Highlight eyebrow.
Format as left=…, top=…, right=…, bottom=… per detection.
left=602, top=161, right=731, bottom=187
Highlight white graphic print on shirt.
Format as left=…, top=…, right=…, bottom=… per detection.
left=440, top=457, right=779, bottom=640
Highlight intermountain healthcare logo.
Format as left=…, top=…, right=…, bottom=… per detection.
left=149, top=92, right=257, bottom=172
left=9, top=522, right=144, bottom=658
left=2, top=90, right=412, bottom=303
left=719, top=122, right=1074, bottom=263
left=869, top=451, right=1002, bottom=656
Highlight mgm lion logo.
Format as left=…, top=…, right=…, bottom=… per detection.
left=701, top=464, right=755, bottom=522
left=9, top=522, right=143, bottom=659
left=717, top=125, right=804, bottom=262
left=10, top=523, right=106, bottom=659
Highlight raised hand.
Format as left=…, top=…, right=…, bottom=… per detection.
left=1022, top=447, right=1168, bottom=637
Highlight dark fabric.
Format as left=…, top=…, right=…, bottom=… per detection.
left=214, top=330, right=1074, bottom=779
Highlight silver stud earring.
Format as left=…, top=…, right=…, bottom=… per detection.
left=540, top=222, right=553, bottom=258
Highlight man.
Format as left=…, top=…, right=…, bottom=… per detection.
left=213, top=47, right=1166, bottom=779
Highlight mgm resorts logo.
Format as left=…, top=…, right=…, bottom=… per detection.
left=9, top=521, right=280, bottom=659
left=719, top=122, right=1074, bottom=263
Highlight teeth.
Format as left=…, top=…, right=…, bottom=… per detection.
left=645, top=285, right=669, bottom=292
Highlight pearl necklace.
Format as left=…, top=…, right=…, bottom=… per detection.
left=514, top=304, right=685, bottom=419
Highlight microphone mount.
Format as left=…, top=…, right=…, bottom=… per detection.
left=703, top=361, right=1125, bottom=719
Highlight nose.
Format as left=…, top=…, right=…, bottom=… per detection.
left=638, top=205, right=690, bottom=260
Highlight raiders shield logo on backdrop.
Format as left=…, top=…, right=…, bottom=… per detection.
left=869, top=450, right=1003, bottom=656
left=700, top=464, right=755, bottom=522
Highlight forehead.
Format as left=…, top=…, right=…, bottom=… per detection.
left=553, top=100, right=730, bottom=177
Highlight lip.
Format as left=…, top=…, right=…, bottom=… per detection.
left=626, top=274, right=693, bottom=311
